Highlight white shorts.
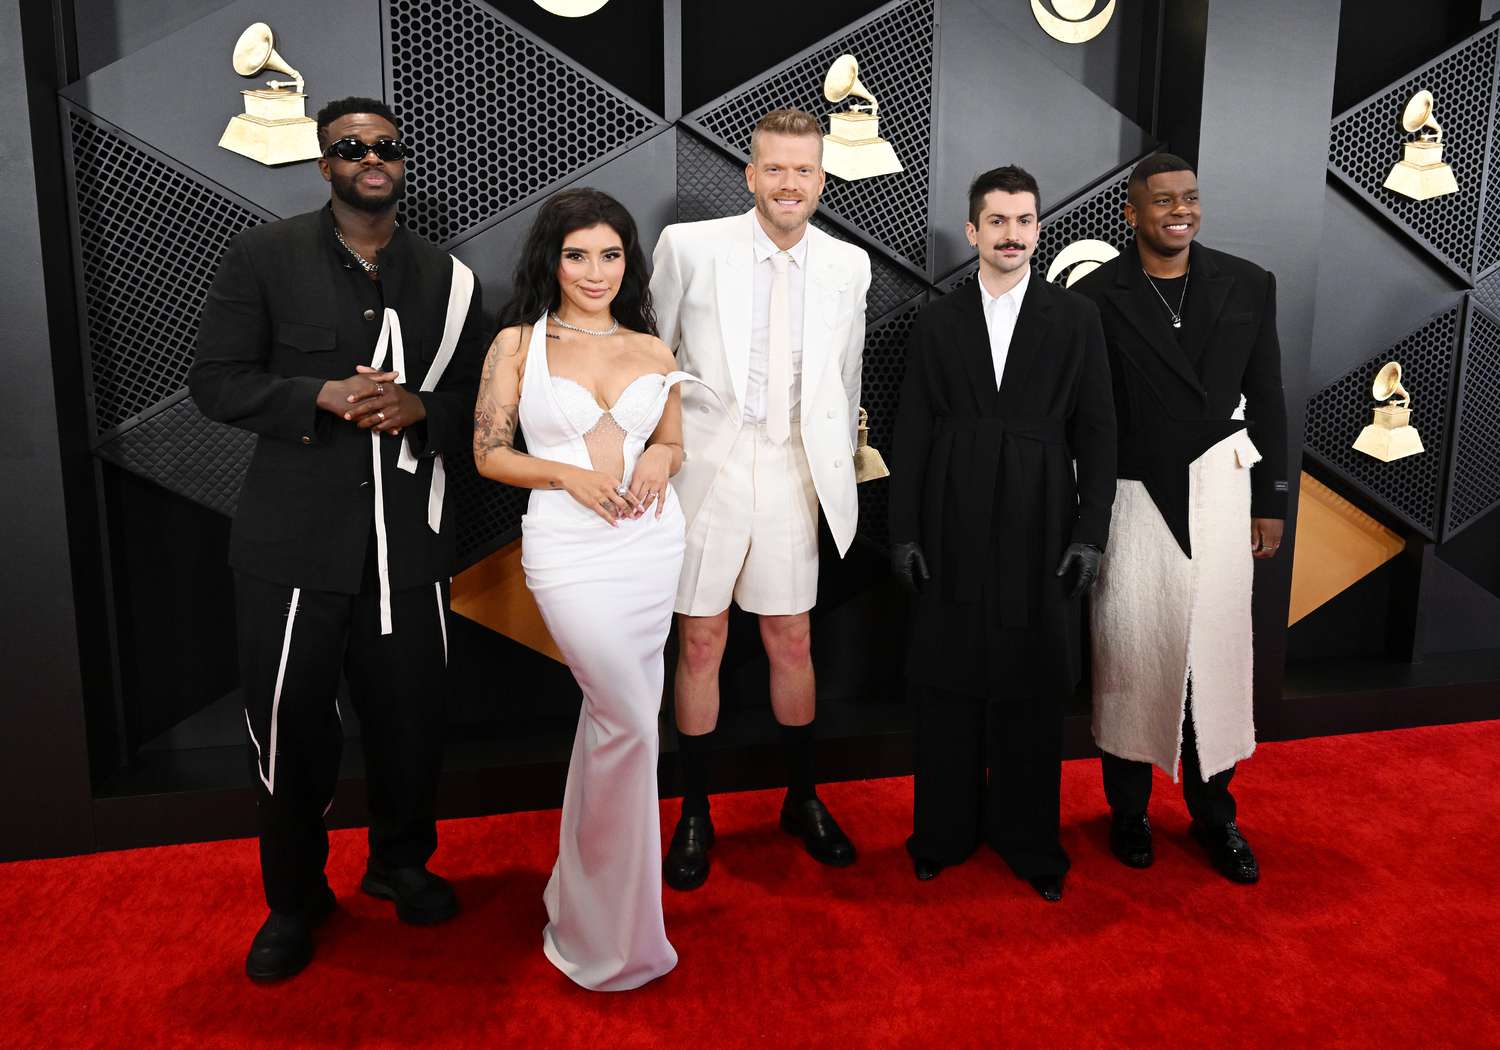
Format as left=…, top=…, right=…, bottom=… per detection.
left=675, top=424, right=820, bottom=617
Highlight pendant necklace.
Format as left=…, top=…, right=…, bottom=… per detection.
left=550, top=311, right=619, bottom=337
left=1142, top=266, right=1190, bottom=329
left=334, top=224, right=380, bottom=277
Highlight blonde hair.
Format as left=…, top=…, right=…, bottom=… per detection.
left=749, top=108, right=824, bottom=163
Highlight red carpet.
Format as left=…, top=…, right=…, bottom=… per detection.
left=4, top=721, right=1499, bottom=1049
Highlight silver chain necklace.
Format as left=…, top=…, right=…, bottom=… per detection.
left=334, top=224, right=380, bottom=276
left=1142, top=266, right=1190, bottom=328
left=549, top=311, right=619, bottom=337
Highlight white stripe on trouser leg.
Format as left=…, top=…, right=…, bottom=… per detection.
left=435, top=580, right=448, bottom=665
left=259, top=586, right=301, bottom=795
left=322, top=698, right=342, bottom=817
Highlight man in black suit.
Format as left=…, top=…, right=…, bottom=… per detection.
left=889, top=166, right=1116, bottom=901
left=1072, top=152, right=1287, bottom=885
left=190, top=97, right=488, bottom=981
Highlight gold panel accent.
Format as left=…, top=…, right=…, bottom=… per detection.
left=1288, top=473, right=1406, bottom=626
left=450, top=539, right=563, bottom=662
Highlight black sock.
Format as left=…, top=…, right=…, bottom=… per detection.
left=676, top=727, right=715, bottom=820
left=780, top=720, right=817, bottom=807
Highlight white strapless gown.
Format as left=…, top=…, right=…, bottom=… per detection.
left=517, top=318, right=695, bottom=991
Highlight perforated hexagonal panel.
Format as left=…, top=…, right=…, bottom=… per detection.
left=449, top=448, right=529, bottom=569
left=686, top=0, right=936, bottom=274
left=388, top=0, right=660, bottom=247
left=855, top=297, right=925, bottom=551
left=1328, top=23, right=1498, bottom=282
left=674, top=129, right=929, bottom=322
left=95, top=397, right=256, bottom=516
left=1303, top=306, right=1461, bottom=538
left=1446, top=300, right=1500, bottom=536
left=67, top=110, right=267, bottom=437
left=939, top=164, right=1136, bottom=291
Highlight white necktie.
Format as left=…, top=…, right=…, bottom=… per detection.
left=767, top=251, right=791, bottom=445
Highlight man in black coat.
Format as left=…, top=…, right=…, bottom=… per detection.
left=889, top=166, right=1116, bottom=900
left=189, top=97, right=488, bottom=981
left=1071, top=152, right=1286, bottom=885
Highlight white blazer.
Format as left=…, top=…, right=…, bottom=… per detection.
left=651, top=210, right=871, bottom=556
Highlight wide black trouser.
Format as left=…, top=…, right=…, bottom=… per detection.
left=1099, top=686, right=1236, bottom=827
left=910, top=684, right=1068, bottom=879
left=235, top=545, right=449, bottom=915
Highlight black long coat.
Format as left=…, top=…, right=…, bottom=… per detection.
left=1071, top=241, right=1288, bottom=555
left=189, top=207, right=489, bottom=594
left=889, top=276, right=1117, bottom=697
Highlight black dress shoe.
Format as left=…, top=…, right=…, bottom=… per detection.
left=904, top=835, right=943, bottom=880
left=1028, top=873, right=1065, bottom=902
left=779, top=798, right=856, bottom=867
left=1190, top=819, right=1260, bottom=884
left=244, top=885, right=336, bottom=983
left=663, top=814, right=714, bottom=892
left=360, top=860, right=459, bottom=924
left=1109, top=812, right=1154, bottom=869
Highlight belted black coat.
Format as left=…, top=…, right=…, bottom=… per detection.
left=889, top=275, right=1117, bottom=697
left=189, top=207, right=488, bottom=595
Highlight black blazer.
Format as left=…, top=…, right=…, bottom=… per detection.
left=889, top=274, right=1116, bottom=695
left=189, top=208, right=488, bottom=594
left=1072, top=242, right=1287, bottom=556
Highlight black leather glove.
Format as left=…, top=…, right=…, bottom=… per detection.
left=1054, top=542, right=1102, bottom=599
left=890, top=541, right=932, bottom=595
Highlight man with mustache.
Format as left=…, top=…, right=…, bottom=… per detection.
left=651, top=108, right=871, bottom=889
left=190, top=97, right=489, bottom=980
left=889, top=166, right=1116, bottom=900
left=1072, top=152, right=1286, bottom=884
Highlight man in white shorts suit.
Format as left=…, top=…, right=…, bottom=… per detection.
left=651, top=108, right=871, bottom=890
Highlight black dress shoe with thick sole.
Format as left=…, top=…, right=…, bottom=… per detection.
left=1190, top=819, right=1260, bottom=884
left=361, top=860, right=460, bottom=924
left=1028, top=873, right=1065, bottom=902
left=1109, top=811, right=1154, bottom=869
left=663, top=814, right=714, bottom=892
left=904, top=835, right=943, bottom=881
left=780, top=798, right=856, bottom=867
left=245, top=885, right=336, bottom=983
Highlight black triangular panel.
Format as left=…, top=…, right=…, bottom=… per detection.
left=937, top=162, right=1139, bottom=292
left=388, top=0, right=663, bottom=247
left=96, top=397, right=255, bottom=518
left=683, top=0, right=936, bottom=275
left=1303, top=306, right=1462, bottom=539
left=1445, top=299, right=1500, bottom=537
left=1328, top=22, right=1499, bottom=283
left=674, top=129, right=930, bottom=324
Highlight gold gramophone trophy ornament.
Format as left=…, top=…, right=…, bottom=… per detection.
left=1353, top=361, right=1425, bottom=462
left=853, top=407, right=890, bottom=484
left=218, top=23, right=321, bottom=166
left=821, top=55, right=903, bottom=181
left=1383, top=90, right=1459, bottom=201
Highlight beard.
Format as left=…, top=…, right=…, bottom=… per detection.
left=331, top=168, right=405, bottom=213
left=755, top=190, right=814, bottom=233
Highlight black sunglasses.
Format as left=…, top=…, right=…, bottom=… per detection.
left=323, top=137, right=410, bottom=162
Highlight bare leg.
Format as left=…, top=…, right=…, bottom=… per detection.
left=759, top=612, right=814, bottom=726
left=673, top=610, right=729, bottom=734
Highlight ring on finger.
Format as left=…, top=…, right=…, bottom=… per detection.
left=377, top=410, right=386, bottom=421
left=376, top=384, right=384, bottom=395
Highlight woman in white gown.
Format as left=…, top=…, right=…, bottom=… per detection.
left=474, top=188, right=695, bottom=991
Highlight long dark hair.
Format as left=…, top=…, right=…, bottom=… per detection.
left=495, top=187, right=657, bottom=335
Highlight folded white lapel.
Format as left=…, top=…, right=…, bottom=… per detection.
left=714, top=211, right=756, bottom=419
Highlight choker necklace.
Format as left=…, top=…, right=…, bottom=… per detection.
left=1142, top=266, right=1190, bottom=329
left=334, top=225, right=380, bottom=276
left=550, top=311, right=619, bottom=337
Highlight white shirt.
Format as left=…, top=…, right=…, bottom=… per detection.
left=745, top=216, right=808, bottom=424
left=978, top=265, right=1031, bottom=390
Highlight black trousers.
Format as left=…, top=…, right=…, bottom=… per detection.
left=1099, top=689, right=1236, bottom=827
left=235, top=546, right=450, bottom=915
left=910, top=684, right=1068, bottom=879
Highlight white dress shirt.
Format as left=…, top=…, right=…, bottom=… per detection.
left=746, top=217, right=808, bottom=424
left=978, top=265, right=1031, bottom=390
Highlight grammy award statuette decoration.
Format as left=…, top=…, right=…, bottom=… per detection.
left=821, top=55, right=903, bottom=181
left=1352, top=362, right=1425, bottom=462
left=218, top=23, right=321, bottom=166
left=853, top=407, right=890, bottom=484
left=1383, top=90, right=1459, bottom=201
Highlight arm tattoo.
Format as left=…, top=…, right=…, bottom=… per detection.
left=476, top=400, right=522, bottom=457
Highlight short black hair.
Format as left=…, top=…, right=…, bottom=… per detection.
left=315, top=97, right=399, bottom=147
left=1128, top=152, right=1195, bottom=192
left=968, top=166, right=1041, bottom=226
